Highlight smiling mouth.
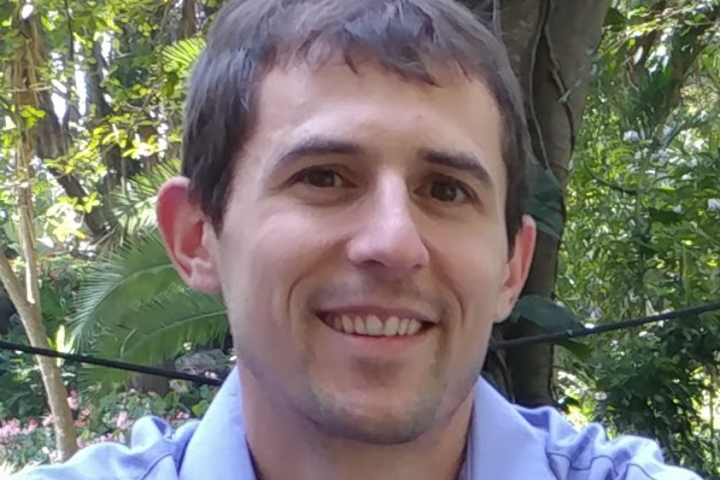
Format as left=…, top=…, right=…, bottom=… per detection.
left=318, top=313, right=431, bottom=338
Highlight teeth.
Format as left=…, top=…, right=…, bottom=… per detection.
left=384, top=316, right=399, bottom=336
left=407, top=319, right=422, bottom=335
left=342, top=315, right=354, bottom=334
left=326, top=314, right=426, bottom=337
left=398, top=318, right=409, bottom=335
left=366, top=315, right=383, bottom=336
left=354, top=316, right=366, bottom=335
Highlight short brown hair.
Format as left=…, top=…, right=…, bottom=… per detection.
left=182, top=0, right=530, bottom=245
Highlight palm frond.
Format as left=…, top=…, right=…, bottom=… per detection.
left=162, top=37, right=206, bottom=76
left=107, top=159, right=181, bottom=246
left=70, top=229, right=182, bottom=347
left=79, top=290, right=228, bottom=389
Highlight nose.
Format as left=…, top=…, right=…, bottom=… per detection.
left=346, top=177, right=430, bottom=277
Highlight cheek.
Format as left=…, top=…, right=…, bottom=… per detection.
left=434, top=231, right=508, bottom=323
left=222, top=210, right=333, bottom=322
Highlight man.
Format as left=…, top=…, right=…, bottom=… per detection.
left=15, top=0, right=702, bottom=479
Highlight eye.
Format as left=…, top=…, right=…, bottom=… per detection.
left=428, top=178, right=471, bottom=203
left=297, top=167, right=346, bottom=188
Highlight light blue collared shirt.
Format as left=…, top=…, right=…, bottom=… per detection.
left=14, top=369, right=702, bottom=480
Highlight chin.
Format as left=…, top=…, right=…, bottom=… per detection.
left=302, top=388, right=442, bottom=445
left=317, top=410, right=437, bottom=445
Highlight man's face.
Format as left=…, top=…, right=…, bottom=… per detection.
left=161, top=59, right=534, bottom=444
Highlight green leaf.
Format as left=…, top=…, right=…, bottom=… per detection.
left=106, top=159, right=181, bottom=246
left=557, top=338, right=592, bottom=361
left=78, top=290, right=228, bottom=390
left=527, top=160, right=565, bottom=240
left=529, top=202, right=564, bottom=240
left=604, top=7, right=627, bottom=29
left=512, top=294, right=584, bottom=333
left=648, top=207, right=683, bottom=226
left=70, top=230, right=181, bottom=347
left=162, top=37, right=206, bottom=76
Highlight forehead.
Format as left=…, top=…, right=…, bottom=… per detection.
left=249, top=59, right=506, bottom=187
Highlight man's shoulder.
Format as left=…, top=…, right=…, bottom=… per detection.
left=513, top=403, right=702, bottom=480
left=11, top=416, right=199, bottom=480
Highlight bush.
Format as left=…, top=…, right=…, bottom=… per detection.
left=0, top=381, right=217, bottom=470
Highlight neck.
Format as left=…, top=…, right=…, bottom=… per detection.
left=240, top=366, right=475, bottom=480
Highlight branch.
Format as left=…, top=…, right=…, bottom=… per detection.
left=626, top=0, right=668, bottom=80
left=0, top=250, right=31, bottom=320
left=181, top=0, right=197, bottom=39
left=648, top=2, right=720, bottom=129
left=585, top=165, right=638, bottom=196
left=542, top=3, right=577, bottom=154
left=524, top=0, right=553, bottom=169
left=63, top=0, right=75, bottom=63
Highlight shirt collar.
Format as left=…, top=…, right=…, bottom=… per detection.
left=463, top=377, right=557, bottom=480
left=178, top=369, right=257, bottom=480
left=179, top=368, right=555, bottom=480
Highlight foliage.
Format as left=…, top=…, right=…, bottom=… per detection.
left=0, top=383, right=218, bottom=471
left=556, top=1, right=720, bottom=476
left=0, top=0, right=719, bottom=475
left=70, top=228, right=228, bottom=389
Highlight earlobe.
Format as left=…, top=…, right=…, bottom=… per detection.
left=496, top=215, right=537, bottom=322
left=156, top=177, right=222, bottom=294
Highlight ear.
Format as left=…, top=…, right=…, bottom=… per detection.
left=495, top=214, right=537, bottom=323
left=156, top=177, right=222, bottom=295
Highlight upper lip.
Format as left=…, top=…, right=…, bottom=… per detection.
left=317, top=306, right=438, bottom=325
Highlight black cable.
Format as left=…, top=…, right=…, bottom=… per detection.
left=1, top=301, right=719, bottom=388
left=0, top=340, right=222, bottom=387
left=490, top=300, right=720, bottom=351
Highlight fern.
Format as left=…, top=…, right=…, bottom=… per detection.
left=70, top=229, right=181, bottom=348
left=79, top=289, right=228, bottom=389
left=106, top=159, right=181, bottom=247
left=162, top=37, right=206, bottom=77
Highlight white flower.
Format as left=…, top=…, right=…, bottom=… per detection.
left=623, top=130, right=640, bottom=142
left=708, top=199, right=720, bottom=212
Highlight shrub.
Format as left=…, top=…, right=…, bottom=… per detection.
left=1, top=382, right=217, bottom=470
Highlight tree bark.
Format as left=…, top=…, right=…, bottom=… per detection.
left=16, top=11, right=110, bottom=241
left=7, top=5, right=79, bottom=460
left=466, top=0, right=609, bottom=406
left=181, top=0, right=197, bottom=39
left=0, top=255, right=78, bottom=461
left=86, top=40, right=126, bottom=195
left=502, top=0, right=609, bottom=407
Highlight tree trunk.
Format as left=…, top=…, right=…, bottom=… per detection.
left=503, top=0, right=609, bottom=407
left=468, top=0, right=610, bottom=406
left=0, top=255, right=78, bottom=461
left=15, top=10, right=110, bottom=241
left=86, top=40, right=126, bottom=196
left=181, top=0, right=197, bottom=39
left=6, top=4, right=79, bottom=460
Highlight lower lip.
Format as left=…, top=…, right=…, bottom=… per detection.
left=317, top=316, right=432, bottom=356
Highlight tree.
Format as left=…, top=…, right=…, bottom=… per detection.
left=555, top=2, right=720, bottom=475
left=465, top=0, right=611, bottom=407
left=0, top=4, right=78, bottom=461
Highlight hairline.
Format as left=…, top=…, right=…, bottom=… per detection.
left=191, top=48, right=520, bottom=231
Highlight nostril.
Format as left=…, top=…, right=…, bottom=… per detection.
left=346, top=231, right=430, bottom=272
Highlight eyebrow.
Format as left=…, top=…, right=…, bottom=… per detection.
left=418, top=148, right=494, bottom=190
left=275, top=136, right=494, bottom=190
left=275, top=137, right=362, bottom=167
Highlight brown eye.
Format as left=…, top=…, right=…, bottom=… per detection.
left=301, top=168, right=343, bottom=188
left=429, top=180, right=469, bottom=203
